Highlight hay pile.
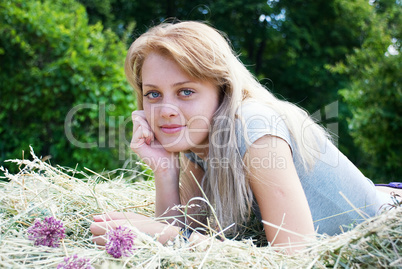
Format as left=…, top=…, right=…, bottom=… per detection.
left=0, top=150, right=401, bottom=268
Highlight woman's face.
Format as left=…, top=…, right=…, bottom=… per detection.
left=141, top=52, right=220, bottom=155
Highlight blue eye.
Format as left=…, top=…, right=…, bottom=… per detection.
left=180, top=89, right=194, bottom=97
left=144, top=91, right=161, bottom=99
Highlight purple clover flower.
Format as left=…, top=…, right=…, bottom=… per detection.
left=105, top=226, right=136, bottom=258
left=57, top=254, right=94, bottom=269
left=27, top=216, right=66, bottom=248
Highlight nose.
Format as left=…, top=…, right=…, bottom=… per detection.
left=159, top=103, right=180, bottom=119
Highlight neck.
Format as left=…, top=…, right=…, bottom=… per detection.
left=190, top=144, right=209, bottom=160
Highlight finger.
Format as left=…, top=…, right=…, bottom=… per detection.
left=93, top=212, right=139, bottom=222
left=132, top=115, right=148, bottom=131
left=90, top=221, right=109, bottom=235
left=132, top=111, right=147, bottom=129
left=131, top=110, right=145, bottom=119
left=131, top=126, right=146, bottom=149
left=90, top=219, right=140, bottom=247
left=142, top=127, right=154, bottom=145
left=92, top=235, right=107, bottom=246
left=132, top=125, right=155, bottom=148
left=131, top=117, right=154, bottom=146
left=90, top=220, right=128, bottom=237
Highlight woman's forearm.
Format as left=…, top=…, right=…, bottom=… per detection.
left=91, top=212, right=207, bottom=246
left=154, top=167, right=182, bottom=223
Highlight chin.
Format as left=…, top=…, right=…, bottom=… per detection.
left=159, top=137, right=203, bottom=152
left=161, top=143, right=191, bottom=153
left=157, top=133, right=209, bottom=153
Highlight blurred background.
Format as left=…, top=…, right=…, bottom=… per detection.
left=0, top=0, right=400, bottom=182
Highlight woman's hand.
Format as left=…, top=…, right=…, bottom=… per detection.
left=131, top=110, right=181, bottom=219
left=131, top=110, right=179, bottom=174
left=90, top=212, right=180, bottom=245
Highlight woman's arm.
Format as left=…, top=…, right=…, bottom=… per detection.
left=154, top=163, right=181, bottom=220
left=244, top=135, right=315, bottom=253
left=90, top=157, right=207, bottom=246
left=130, top=110, right=182, bottom=222
left=90, top=111, right=208, bottom=246
left=91, top=212, right=207, bottom=245
left=178, top=154, right=206, bottom=228
left=154, top=153, right=205, bottom=226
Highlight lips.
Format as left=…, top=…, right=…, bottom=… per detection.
left=160, top=124, right=185, bottom=134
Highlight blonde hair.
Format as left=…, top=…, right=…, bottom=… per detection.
left=125, top=21, right=330, bottom=231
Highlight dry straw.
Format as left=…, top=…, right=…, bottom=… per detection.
left=0, top=148, right=401, bottom=268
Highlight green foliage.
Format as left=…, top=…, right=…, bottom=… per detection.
left=1, top=0, right=399, bottom=180
left=77, top=0, right=363, bottom=108
left=334, top=0, right=402, bottom=180
left=0, top=0, right=137, bottom=173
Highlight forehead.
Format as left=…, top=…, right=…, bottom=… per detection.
left=142, top=53, right=189, bottom=79
left=141, top=51, right=222, bottom=94
left=142, top=52, right=214, bottom=89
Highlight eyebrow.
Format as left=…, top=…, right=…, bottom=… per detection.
left=143, top=81, right=194, bottom=88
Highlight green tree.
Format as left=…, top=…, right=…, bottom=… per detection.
left=334, top=0, right=402, bottom=181
left=19, top=0, right=399, bottom=180
left=0, top=0, right=136, bottom=173
left=79, top=0, right=371, bottom=159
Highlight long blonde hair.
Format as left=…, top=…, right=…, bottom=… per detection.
left=125, top=21, right=330, bottom=231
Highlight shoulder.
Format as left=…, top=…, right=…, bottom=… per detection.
left=237, top=101, right=283, bottom=123
left=235, top=101, right=294, bottom=157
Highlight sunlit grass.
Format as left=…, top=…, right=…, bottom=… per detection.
left=0, top=148, right=400, bottom=268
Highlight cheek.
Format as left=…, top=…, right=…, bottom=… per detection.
left=189, top=119, right=208, bottom=129
left=186, top=99, right=218, bottom=130
left=187, top=112, right=213, bottom=131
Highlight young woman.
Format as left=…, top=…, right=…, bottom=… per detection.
left=90, top=21, right=400, bottom=252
